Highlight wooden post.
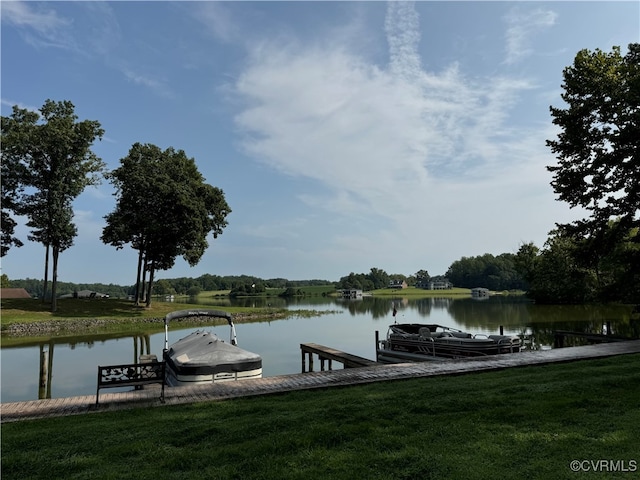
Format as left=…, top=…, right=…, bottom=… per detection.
left=554, top=333, right=564, bottom=348
left=39, top=345, right=48, bottom=400
left=47, top=343, right=54, bottom=399
left=301, top=349, right=306, bottom=373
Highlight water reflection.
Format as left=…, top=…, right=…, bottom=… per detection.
left=2, top=296, right=638, bottom=402
left=2, top=333, right=153, bottom=402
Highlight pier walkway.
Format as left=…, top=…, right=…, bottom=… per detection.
left=2, top=339, right=640, bottom=423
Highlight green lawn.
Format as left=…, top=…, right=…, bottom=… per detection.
left=2, top=354, right=639, bottom=480
left=371, top=286, right=473, bottom=296
left=0, top=298, right=291, bottom=325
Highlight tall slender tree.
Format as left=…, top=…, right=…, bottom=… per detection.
left=0, top=100, right=104, bottom=311
left=102, top=143, right=230, bottom=306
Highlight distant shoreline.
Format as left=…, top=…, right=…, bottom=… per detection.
left=1, top=311, right=291, bottom=337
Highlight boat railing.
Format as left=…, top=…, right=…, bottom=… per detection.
left=163, top=309, right=237, bottom=352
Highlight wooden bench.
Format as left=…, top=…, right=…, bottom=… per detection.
left=96, top=361, right=166, bottom=405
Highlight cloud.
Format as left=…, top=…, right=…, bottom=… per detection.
left=121, top=68, right=174, bottom=99
left=1, top=0, right=74, bottom=50
left=226, top=1, right=573, bottom=274
left=1, top=98, right=40, bottom=113
left=385, top=1, right=422, bottom=82
left=79, top=2, right=121, bottom=57
left=191, top=2, right=239, bottom=44
left=233, top=2, right=538, bottom=218
left=503, top=7, right=558, bottom=65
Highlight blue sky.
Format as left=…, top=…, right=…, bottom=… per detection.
left=1, top=1, right=638, bottom=285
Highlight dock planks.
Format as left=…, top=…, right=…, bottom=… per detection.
left=2, top=339, right=640, bottom=423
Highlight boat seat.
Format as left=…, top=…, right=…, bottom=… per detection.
left=419, top=327, right=434, bottom=337
left=451, top=332, right=472, bottom=339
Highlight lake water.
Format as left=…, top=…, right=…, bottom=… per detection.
left=2, top=296, right=637, bottom=403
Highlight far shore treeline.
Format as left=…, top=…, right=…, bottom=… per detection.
left=2, top=253, right=524, bottom=300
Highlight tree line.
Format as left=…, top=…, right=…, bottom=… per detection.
left=3, top=274, right=337, bottom=299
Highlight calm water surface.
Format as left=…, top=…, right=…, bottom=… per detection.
left=2, top=296, right=637, bottom=403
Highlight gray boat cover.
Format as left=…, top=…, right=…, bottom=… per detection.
left=165, top=330, right=262, bottom=375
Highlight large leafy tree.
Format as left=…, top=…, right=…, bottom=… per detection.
left=546, top=44, right=639, bottom=245
left=1, top=100, right=104, bottom=311
left=0, top=147, right=25, bottom=256
left=518, top=232, right=597, bottom=304
left=0, top=107, right=36, bottom=256
left=102, top=143, right=231, bottom=306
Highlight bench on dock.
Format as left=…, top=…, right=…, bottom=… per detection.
left=96, top=361, right=166, bottom=405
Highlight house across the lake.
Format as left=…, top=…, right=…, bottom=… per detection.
left=388, top=279, right=408, bottom=289
left=1, top=288, right=31, bottom=299
left=416, top=277, right=453, bottom=290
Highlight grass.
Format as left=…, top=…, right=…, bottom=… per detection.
left=2, top=354, right=639, bottom=480
left=0, top=298, right=289, bottom=325
left=371, top=286, right=473, bottom=296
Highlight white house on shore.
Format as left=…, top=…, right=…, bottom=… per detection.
left=416, top=277, right=453, bottom=290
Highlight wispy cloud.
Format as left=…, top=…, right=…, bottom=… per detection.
left=1, top=98, right=40, bottom=113
left=385, top=1, right=422, bottom=82
left=503, top=7, right=558, bottom=65
left=1, top=0, right=74, bottom=50
left=234, top=2, right=537, bottom=215
left=231, top=1, right=560, bottom=267
left=121, top=68, right=174, bottom=99
left=79, top=2, right=121, bottom=57
left=191, top=2, right=240, bottom=44
left=2, top=2, right=171, bottom=100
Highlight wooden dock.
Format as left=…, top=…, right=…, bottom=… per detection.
left=300, top=343, right=377, bottom=372
left=2, top=339, right=640, bottom=423
left=553, top=330, right=632, bottom=348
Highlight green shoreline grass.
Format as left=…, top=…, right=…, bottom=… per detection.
left=3, top=354, right=639, bottom=480
left=0, top=297, right=289, bottom=324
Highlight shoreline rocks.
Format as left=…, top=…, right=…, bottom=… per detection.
left=1, top=312, right=289, bottom=337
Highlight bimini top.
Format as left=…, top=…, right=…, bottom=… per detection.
left=163, top=309, right=237, bottom=351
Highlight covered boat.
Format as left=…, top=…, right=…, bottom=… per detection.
left=163, top=309, right=262, bottom=386
left=377, top=323, right=521, bottom=363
